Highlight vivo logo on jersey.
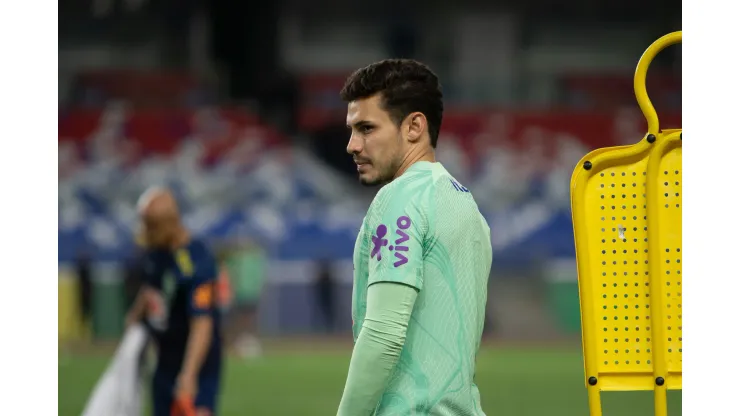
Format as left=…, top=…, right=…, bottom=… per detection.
left=450, top=178, right=470, bottom=193
left=393, top=216, right=412, bottom=267
left=370, top=216, right=412, bottom=267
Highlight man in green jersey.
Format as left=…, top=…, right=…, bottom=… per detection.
left=337, top=59, right=493, bottom=416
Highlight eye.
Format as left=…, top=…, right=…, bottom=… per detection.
left=360, top=125, right=374, bottom=134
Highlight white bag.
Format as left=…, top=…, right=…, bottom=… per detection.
left=81, top=324, right=151, bottom=416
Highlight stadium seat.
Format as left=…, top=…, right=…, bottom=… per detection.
left=570, top=31, right=682, bottom=416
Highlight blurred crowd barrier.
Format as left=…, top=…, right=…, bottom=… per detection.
left=58, top=68, right=681, bottom=343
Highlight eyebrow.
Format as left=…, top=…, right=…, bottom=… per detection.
left=347, top=120, right=373, bottom=129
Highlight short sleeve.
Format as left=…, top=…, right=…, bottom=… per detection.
left=367, top=189, right=429, bottom=291
left=188, top=249, right=219, bottom=317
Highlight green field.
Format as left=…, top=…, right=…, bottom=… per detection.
left=59, top=344, right=681, bottom=415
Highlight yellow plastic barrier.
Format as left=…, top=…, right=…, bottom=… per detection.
left=58, top=267, right=87, bottom=343
left=570, top=31, right=682, bottom=416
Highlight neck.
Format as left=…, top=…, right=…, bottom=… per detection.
left=170, top=226, right=191, bottom=249
left=394, top=147, right=436, bottom=180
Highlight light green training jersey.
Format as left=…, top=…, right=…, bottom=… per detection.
left=351, top=161, right=493, bottom=415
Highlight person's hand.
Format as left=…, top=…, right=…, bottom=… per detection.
left=172, top=372, right=197, bottom=416
left=174, top=372, right=198, bottom=404
left=124, top=312, right=138, bottom=329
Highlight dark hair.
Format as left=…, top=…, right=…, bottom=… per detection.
left=340, top=59, right=444, bottom=148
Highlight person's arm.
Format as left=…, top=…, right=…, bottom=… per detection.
left=337, top=282, right=417, bottom=415
left=125, top=253, right=160, bottom=327
left=338, top=186, right=431, bottom=415
left=179, top=252, right=219, bottom=384
left=124, top=289, right=149, bottom=327
left=180, top=281, right=215, bottom=379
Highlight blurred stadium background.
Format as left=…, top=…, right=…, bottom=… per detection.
left=58, top=0, right=682, bottom=414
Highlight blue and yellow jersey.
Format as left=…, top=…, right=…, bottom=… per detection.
left=142, top=238, right=222, bottom=375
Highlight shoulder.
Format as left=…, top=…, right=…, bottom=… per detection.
left=427, top=163, right=473, bottom=201
left=188, top=239, right=218, bottom=268
left=373, top=165, right=436, bottom=211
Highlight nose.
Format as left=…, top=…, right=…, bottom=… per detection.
left=346, top=133, right=362, bottom=155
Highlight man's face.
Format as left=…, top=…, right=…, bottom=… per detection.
left=140, top=214, right=175, bottom=249
left=346, top=94, right=404, bottom=186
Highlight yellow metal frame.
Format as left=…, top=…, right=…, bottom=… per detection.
left=570, top=31, right=682, bottom=416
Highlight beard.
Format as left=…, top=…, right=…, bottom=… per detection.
left=356, top=133, right=404, bottom=186
left=359, top=158, right=401, bottom=187
left=359, top=169, right=383, bottom=187
left=359, top=176, right=379, bottom=186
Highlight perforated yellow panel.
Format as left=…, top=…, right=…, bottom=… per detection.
left=646, top=130, right=683, bottom=394
left=570, top=31, right=681, bottom=416
left=571, top=138, right=658, bottom=393
left=596, top=159, right=655, bottom=380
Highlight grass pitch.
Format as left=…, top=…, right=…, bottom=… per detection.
left=59, top=343, right=681, bottom=415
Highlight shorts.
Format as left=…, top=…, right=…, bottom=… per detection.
left=152, top=369, right=221, bottom=416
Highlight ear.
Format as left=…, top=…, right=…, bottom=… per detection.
left=404, top=112, right=427, bottom=144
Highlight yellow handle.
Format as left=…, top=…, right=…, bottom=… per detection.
left=634, top=31, right=682, bottom=135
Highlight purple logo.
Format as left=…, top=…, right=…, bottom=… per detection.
left=393, top=216, right=412, bottom=267
left=370, top=216, right=413, bottom=267
left=370, top=224, right=389, bottom=260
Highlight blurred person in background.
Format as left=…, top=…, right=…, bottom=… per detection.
left=223, top=238, right=267, bottom=358
left=337, top=59, right=493, bottom=415
left=75, top=248, right=93, bottom=340
left=125, top=187, right=223, bottom=416
left=216, top=256, right=234, bottom=316
left=314, top=258, right=338, bottom=333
